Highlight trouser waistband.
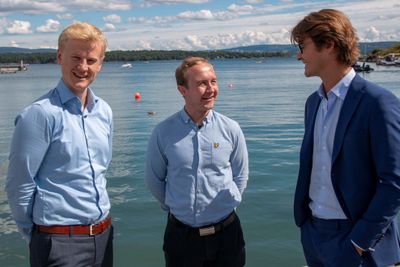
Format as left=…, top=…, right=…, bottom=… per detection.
left=168, top=212, right=236, bottom=236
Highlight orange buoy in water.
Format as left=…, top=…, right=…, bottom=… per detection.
left=134, top=92, right=141, bottom=102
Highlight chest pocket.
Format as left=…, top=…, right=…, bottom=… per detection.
left=210, top=141, right=232, bottom=168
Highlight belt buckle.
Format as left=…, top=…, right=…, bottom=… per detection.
left=89, top=224, right=95, bottom=236
left=199, top=226, right=215, bottom=236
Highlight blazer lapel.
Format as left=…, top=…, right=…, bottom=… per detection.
left=302, top=93, right=321, bottom=175
left=332, top=75, right=366, bottom=163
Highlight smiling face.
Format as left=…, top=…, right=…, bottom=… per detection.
left=57, top=39, right=104, bottom=96
left=178, top=62, right=218, bottom=124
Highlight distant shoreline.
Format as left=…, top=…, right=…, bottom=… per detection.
left=0, top=50, right=290, bottom=65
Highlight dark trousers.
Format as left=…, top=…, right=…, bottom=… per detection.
left=301, top=217, right=378, bottom=267
left=163, top=213, right=245, bottom=267
left=30, top=225, right=113, bottom=267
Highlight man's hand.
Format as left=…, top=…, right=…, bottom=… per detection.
left=352, top=243, right=364, bottom=256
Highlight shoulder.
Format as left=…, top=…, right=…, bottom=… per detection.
left=95, top=96, right=113, bottom=118
left=212, top=110, right=242, bottom=132
left=352, top=75, right=399, bottom=105
left=17, top=89, right=59, bottom=123
left=154, top=111, right=181, bottom=131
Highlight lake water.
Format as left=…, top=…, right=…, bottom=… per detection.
left=0, top=58, right=399, bottom=267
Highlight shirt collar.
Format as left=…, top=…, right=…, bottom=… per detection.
left=179, top=108, right=213, bottom=125
left=317, top=68, right=356, bottom=101
left=56, top=79, right=98, bottom=109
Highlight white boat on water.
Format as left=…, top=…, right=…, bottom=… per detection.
left=377, top=54, right=399, bottom=66
left=121, top=63, right=132, bottom=68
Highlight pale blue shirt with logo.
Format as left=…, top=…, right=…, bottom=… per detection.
left=6, top=79, right=113, bottom=242
left=309, top=68, right=356, bottom=219
left=145, top=109, right=249, bottom=227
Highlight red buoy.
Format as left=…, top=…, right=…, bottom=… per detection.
left=134, top=92, right=141, bottom=102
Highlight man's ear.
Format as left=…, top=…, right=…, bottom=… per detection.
left=57, top=49, right=62, bottom=65
left=177, top=85, right=187, bottom=97
left=325, top=39, right=335, bottom=52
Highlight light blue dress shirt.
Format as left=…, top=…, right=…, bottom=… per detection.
left=6, top=79, right=113, bottom=242
left=309, top=69, right=356, bottom=219
left=145, top=109, right=249, bottom=227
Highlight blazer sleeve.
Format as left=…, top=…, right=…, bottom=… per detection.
left=349, top=90, right=400, bottom=249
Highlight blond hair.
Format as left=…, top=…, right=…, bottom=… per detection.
left=58, top=22, right=107, bottom=56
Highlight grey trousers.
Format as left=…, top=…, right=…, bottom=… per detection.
left=30, top=225, right=113, bottom=267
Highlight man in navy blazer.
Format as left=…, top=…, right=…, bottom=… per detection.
left=291, top=9, right=400, bottom=267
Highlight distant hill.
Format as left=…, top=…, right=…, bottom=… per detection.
left=0, top=47, right=56, bottom=53
left=224, top=41, right=400, bottom=55
left=1, top=42, right=398, bottom=55
left=224, top=44, right=297, bottom=53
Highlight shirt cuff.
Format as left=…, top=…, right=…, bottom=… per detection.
left=351, top=240, right=375, bottom=252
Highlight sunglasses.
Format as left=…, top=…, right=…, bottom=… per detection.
left=298, top=43, right=305, bottom=54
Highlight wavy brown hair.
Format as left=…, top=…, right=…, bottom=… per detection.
left=291, top=9, right=359, bottom=66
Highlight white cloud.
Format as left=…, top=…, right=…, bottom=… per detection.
left=10, top=40, right=19, bottom=47
left=227, top=4, right=254, bottom=14
left=363, top=26, right=381, bottom=42
left=213, top=11, right=239, bottom=21
left=0, top=0, right=131, bottom=15
left=244, top=0, right=263, bottom=4
left=57, top=13, right=72, bottom=20
left=184, top=35, right=208, bottom=50
left=103, top=23, right=116, bottom=32
left=127, top=16, right=148, bottom=24
left=103, top=14, right=122, bottom=23
left=141, top=0, right=209, bottom=6
left=178, top=10, right=213, bottom=20
left=6, top=20, right=31, bottom=34
left=0, top=0, right=65, bottom=15
left=1, top=0, right=399, bottom=50
left=36, top=19, right=60, bottom=33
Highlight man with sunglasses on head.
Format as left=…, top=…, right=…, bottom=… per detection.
left=292, top=9, right=400, bottom=267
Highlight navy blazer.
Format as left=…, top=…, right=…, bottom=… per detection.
left=294, top=74, right=400, bottom=266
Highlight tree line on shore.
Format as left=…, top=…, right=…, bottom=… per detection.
left=0, top=50, right=288, bottom=64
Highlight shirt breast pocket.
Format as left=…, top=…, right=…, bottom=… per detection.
left=211, top=141, right=232, bottom=168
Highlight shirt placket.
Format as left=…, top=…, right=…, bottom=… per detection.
left=81, top=108, right=103, bottom=220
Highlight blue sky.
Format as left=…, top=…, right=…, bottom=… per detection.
left=0, top=0, right=399, bottom=50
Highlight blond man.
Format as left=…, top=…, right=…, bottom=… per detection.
left=6, top=22, right=113, bottom=267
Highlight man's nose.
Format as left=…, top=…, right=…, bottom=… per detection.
left=296, top=52, right=302, bottom=61
left=78, top=60, right=88, bottom=70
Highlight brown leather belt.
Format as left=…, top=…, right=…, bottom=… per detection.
left=168, top=212, right=236, bottom=236
left=35, top=216, right=111, bottom=236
